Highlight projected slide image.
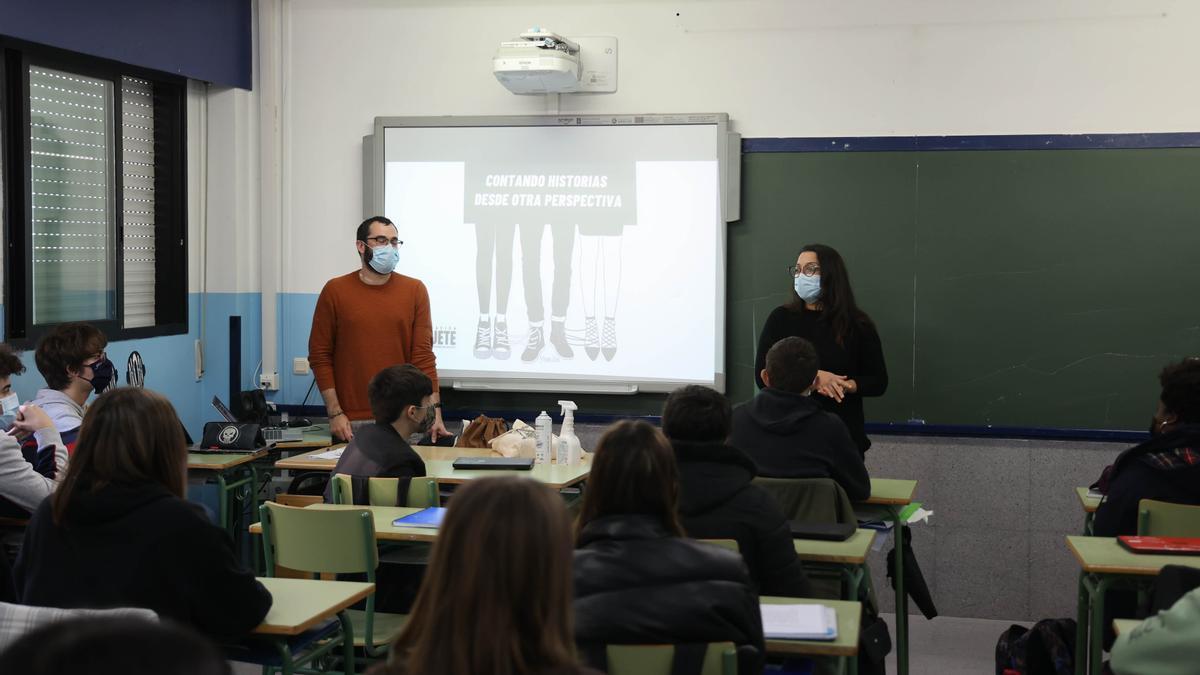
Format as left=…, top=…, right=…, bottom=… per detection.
left=383, top=124, right=721, bottom=387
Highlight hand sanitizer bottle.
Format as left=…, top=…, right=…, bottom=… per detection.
left=557, top=401, right=582, bottom=466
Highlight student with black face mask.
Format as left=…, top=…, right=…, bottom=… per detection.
left=27, top=323, right=114, bottom=460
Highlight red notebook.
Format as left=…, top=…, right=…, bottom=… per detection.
left=1118, top=536, right=1200, bottom=555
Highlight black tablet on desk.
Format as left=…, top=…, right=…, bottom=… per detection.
left=452, top=457, right=535, bottom=470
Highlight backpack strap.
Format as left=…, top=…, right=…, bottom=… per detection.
left=394, top=476, right=412, bottom=507
left=670, top=643, right=707, bottom=675
left=350, top=476, right=371, bottom=505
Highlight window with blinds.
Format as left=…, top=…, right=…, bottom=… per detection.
left=28, top=66, right=116, bottom=325
left=3, top=43, right=186, bottom=342
left=121, top=76, right=156, bottom=329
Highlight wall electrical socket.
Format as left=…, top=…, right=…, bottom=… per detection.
left=259, top=372, right=280, bottom=390
left=292, top=357, right=310, bottom=375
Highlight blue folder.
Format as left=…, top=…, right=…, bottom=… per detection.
left=392, top=507, right=446, bottom=529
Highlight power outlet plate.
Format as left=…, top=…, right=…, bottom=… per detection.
left=259, top=372, right=280, bottom=391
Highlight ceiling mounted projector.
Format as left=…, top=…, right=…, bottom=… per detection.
left=493, top=28, right=617, bottom=95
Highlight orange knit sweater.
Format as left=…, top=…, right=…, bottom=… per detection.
left=308, top=271, right=439, bottom=421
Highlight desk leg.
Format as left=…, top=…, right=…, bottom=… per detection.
left=214, top=472, right=230, bottom=533
left=889, top=507, right=908, bottom=675
left=1088, top=577, right=1116, bottom=675
left=250, top=464, right=263, bottom=574
left=1083, top=512, right=1094, bottom=536
left=337, top=610, right=356, bottom=675
left=1075, top=571, right=1089, bottom=675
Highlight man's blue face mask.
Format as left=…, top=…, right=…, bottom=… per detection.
left=0, top=392, right=19, bottom=432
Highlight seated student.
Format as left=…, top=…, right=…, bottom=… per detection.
left=323, top=364, right=431, bottom=503
left=1093, top=357, right=1200, bottom=537
left=0, top=615, right=230, bottom=675
left=662, top=384, right=812, bottom=598
left=374, top=477, right=599, bottom=675
left=28, top=322, right=114, bottom=458
left=1109, top=584, right=1200, bottom=675
left=573, top=420, right=765, bottom=674
left=0, top=345, right=68, bottom=518
left=13, top=388, right=271, bottom=640
left=730, top=336, right=870, bottom=501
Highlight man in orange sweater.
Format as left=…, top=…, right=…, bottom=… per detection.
left=308, top=216, right=449, bottom=442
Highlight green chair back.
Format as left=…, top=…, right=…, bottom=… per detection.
left=259, top=502, right=378, bottom=576
left=1137, top=499, right=1200, bottom=537
left=752, top=476, right=856, bottom=524
left=331, top=473, right=440, bottom=507
left=700, top=539, right=741, bottom=554
left=605, top=643, right=737, bottom=675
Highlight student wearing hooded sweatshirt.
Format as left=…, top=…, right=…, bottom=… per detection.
left=15, top=388, right=271, bottom=641
left=662, top=384, right=812, bottom=598
left=731, top=336, right=870, bottom=502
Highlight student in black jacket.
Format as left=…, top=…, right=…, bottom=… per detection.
left=323, top=364, right=432, bottom=502
left=662, top=385, right=812, bottom=598
left=14, top=388, right=271, bottom=641
left=1094, top=357, right=1200, bottom=538
left=732, top=336, right=871, bottom=501
left=573, top=420, right=765, bottom=674
left=1091, top=357, right=1200, bottom=648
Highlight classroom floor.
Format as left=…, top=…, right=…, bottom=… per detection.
left=228, top=613, right=1027, bottom=674
left=881, top=612, right=1028, bottom=674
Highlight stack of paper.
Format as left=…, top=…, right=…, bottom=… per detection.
left=761, top=603, right=838, bottom=641
left=310, top=447, right=345, bottom=461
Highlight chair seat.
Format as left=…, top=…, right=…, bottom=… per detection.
left=225, top=618, right=341, bottom=666
left=343, top=609, right=409, bottom=647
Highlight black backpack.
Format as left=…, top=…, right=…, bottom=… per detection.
left=995, top=618, right=1076, bottom=675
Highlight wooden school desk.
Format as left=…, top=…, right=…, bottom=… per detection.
left=275, top=446, right=592, bottom=490
left=273, top=423, right=333, bottom=452
left=793, top=529, right=876, bottom=602
left=1067, top=535, right=1200, bottom=675
left=187, top=449, right=268, bottom=536
left=247, top=577, right=374, bottom=675
left=1075, top=487, right=1102, bottom=535
left=761, top=597, right=862, bottom=675
left=861, top=478, right=917, bottom=675
left=250, top=504, right=437, bottom=543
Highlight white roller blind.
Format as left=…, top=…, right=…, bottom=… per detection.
left=121, top=76, right=155, bottom=329
left=28, top=66, right=115, bottom=325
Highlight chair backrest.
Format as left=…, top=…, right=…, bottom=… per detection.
left=0, top=602, right=157, bottom=652
left=699, top=539, right=741, bottom=554
left=331, top=474, right=440, bottom=507
left=1138, top=499, right=1200, bottom=537
left=605, top=643, right=737, bottom=675
left=260, top=502, right=378, bottom=576
left=752, top=476, right=855, bottom=524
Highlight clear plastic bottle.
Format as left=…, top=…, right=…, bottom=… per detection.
left=535, top=410, right=553, bottom=464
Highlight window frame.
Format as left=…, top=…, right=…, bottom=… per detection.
left=1, top=38, right=187, bottom=347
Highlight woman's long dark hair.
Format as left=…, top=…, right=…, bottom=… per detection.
left=52, top=388, right=187, bottom=524
left=387, top=477, right=577, bottom=675
left=576, top=420, right=685, bottom=538
left=788, top=243, right=875, bottom=346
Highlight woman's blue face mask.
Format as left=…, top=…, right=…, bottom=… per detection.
left=794, top=274, right=822, bottom=304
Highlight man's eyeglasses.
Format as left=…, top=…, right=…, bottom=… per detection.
left=788, top=263, right=821, bottom=278
left=362, top=236, right=403, bottom=247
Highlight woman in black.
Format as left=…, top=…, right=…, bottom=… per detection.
left=572, top=420, right=764, bottom=674
left=754, top=244, right=887, bottom=454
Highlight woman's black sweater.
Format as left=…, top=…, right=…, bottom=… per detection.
left=754, top=304, right=888, bottom=453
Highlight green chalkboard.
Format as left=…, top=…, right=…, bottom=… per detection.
left=728, top=147, right=1200, bottom=430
